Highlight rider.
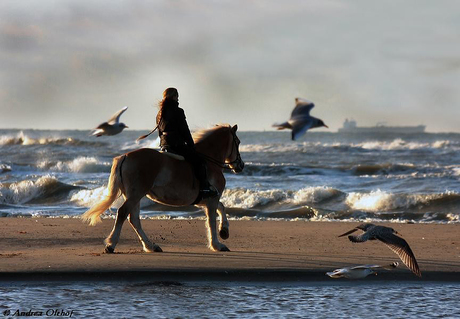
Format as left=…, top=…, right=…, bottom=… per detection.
left=156, top=87, right=219, bottom=199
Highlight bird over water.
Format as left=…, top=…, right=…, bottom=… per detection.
left=338, top=223, right=422, bottom=277
left=326, top=262, right=399, bottom=279
left=272, top=98, right=328, bottom=140
left=92, top=106, right=129, bottom=137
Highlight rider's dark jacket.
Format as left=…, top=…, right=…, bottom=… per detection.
left=156, top=99, right=194, bottom=152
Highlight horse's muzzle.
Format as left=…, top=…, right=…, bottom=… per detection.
left=232, top=160, right=244, bottom=173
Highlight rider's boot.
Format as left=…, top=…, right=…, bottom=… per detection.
left=198, top=164, right=219, bottom=198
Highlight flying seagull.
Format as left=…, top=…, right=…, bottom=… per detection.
left=92, top=106, right=128, bottom=137
left=326, top=262, right=399, bottom=279
left=339, top=223, right=422, bottom=277
left=272, top=98, right=328, bottom=140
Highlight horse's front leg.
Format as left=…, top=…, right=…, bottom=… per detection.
left=205, top=200, right=230, bottom=251
left=217, top=201, right=229, bottom=240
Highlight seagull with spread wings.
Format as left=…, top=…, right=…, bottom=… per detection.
left=92, top=106, right=129, bottom=137
left=338, top=223, right=422, bottom=277
left=272, top=98, right=328, bottom=140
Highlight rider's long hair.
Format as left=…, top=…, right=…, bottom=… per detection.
left=156, top=87, right=179, bottom=124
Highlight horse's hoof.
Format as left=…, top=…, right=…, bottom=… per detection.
left=219, top=228, right=229, bottom=240
left=220, top=246, right=230, bottom=252
left=104, top=246, right=114, bottom=254
left=144, top=245, right=163, bottom=253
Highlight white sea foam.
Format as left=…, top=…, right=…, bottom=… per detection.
left=345, top=190, right=456, bottom=212
left=38, top=157, right=111, bottom=173
left=0, top=175, right=58, bottom=204
left=71, top=186, right=153, bottom=210
left=452, top=167, right=460, bottom=176
left=123, top=136, right=161, bottom=151
left=70, top=186, right=124, bottom=209
left=240, top=139, right=457, bottom=153
left=0, top=131, right=71, bottom=146
left=220, top=186, right=340, bottom=209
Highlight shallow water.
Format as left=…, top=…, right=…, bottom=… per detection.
left=1, top=281, right=459, bottom=318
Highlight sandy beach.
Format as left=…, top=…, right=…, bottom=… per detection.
left=0, top=218, right=459, bottom=281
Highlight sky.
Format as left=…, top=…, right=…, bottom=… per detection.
left=0, top=0, right=459, bottom=132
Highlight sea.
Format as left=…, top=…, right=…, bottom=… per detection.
left=0, top=129, right=459, bottom=223
left=1, top=128, right=460, bottom=318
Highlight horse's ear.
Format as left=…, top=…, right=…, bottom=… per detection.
left=232, top=124, right=238, bottom=132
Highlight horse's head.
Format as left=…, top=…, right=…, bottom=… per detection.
left=225, top=125, right=244, bottom=173
left=194, top=124, right=244, bottom=173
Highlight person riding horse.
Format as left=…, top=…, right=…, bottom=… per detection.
left=156, top=87, right=219, bottom=199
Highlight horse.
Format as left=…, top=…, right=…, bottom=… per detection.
left=82, top=124, right=244, bottom=253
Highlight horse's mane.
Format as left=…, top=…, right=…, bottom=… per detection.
left=193, top=124, right=231, bottom=144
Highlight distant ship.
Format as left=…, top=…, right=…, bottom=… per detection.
left=338, top=119, right=426, bottom=133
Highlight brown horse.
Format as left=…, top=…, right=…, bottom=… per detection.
left=82, top=124, right=244, bottom=253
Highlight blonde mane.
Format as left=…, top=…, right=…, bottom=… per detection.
left=193, top=124, right=231, bottom=144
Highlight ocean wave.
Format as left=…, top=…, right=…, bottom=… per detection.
left=0, top=164, right=12, bottom=174
left=38, top=156, right=111, bottom=173
left=452, top=167, right=460, bottom=176
left=346, top=189, right=460, bottom=212
left=220, top=186, right=344, bottom=209
left=349, top=163, right=417, bottom=176
left=0, top=131, right=105, bottom=147
left=241, top=163, right=327, bottom=176
left=71, top=186, right=124, bottom=209
left=216, top=188, right=460, bottom=223
left=240, top=162, right=442, bottom=177
left=71, top=187, right=152, bottom=209
left=0, top=175, right=80, bottom=205
left=240, top=139, right=460, bottom=153
left=122, top=136, right=160, bottom=151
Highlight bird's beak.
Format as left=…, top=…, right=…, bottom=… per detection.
left=324, top=124, right=329, bottom=128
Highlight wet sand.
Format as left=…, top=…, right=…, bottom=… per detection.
left=0, top=218, right=459, bottom=281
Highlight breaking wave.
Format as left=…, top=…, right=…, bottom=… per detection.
left=38, top=157, right=111, bottom=173
left=216, top=188, right=460, bottom=223
left=220, top=186, right=345, bottom=209
left=241, top=139, right=460, bottom=153
left=0, top=131, right=104, bottom=147
left=0, top=176, right=80, bottom=204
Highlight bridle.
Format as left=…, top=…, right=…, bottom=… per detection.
left=199, top=128, right=243, bottom=170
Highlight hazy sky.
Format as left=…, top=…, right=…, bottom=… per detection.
left=1, top=0, right=459, bottom=132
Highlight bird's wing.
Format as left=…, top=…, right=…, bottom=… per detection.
left=108, top=106, right=128, bottom=124
left=338, top=228, right=358, bottom=237
left=291, top=120, right=313, bottom=140
left=348, top=231, right=371, bottom=243
left=377, top=233, right=422, bottom=277
left=352, top=265, right=379, bottom=270
left=291, top=98, right=315, bottom=119
left=95, top=122, right=110, bottom=130
left=272, top=121, right=291, bottom=130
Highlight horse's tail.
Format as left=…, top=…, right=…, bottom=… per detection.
left=82, top=155, right=125, bottom=226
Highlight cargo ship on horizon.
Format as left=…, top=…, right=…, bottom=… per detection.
left=338, top=119, right=426, bottom=133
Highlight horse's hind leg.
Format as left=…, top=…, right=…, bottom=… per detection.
left=205, top=200, right=230, bottom=251
left=217, top=202, right=229, bottom=240
left=104, top=199, right=131, bottom=253
left=128, top=203, right=162, bottom=253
